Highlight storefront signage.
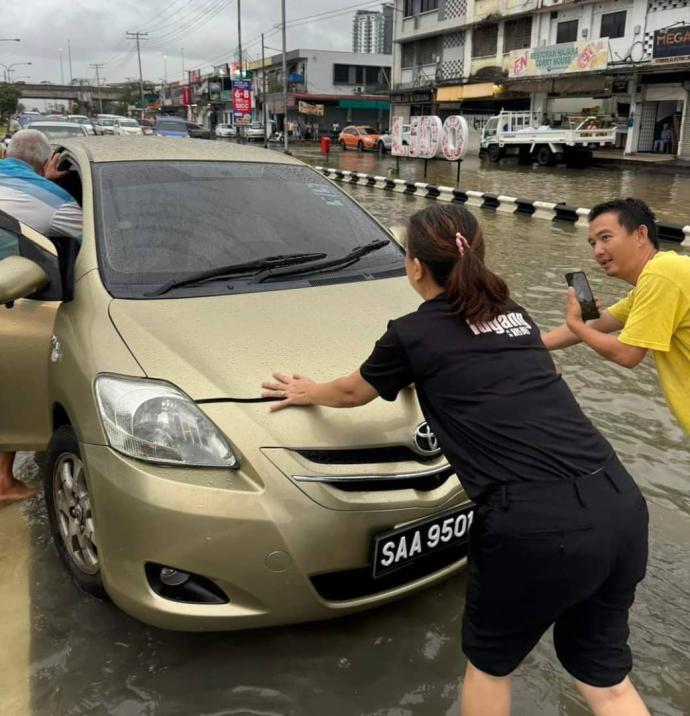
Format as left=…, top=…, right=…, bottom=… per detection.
left=288, top=73, right=305, bottom=83
left=232, top=79, right=253, bottom=125
left=188, top=69, right=202, bottom=85
left=298, top=100, right=324, bottom=116
left=391, top=115, right=469, bottom=161
left=390, top=91, right=433, bottom=104
left=653, top=25, right=690, bottom=64
left=509, top=40, right=608, bottom=78
left=209, top=81, right=221, bottom=102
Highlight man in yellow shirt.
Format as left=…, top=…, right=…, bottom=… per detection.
left=543, top=198, right=690, bottom=435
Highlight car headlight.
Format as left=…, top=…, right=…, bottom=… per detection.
left=95, top=375, right=237, bottom=468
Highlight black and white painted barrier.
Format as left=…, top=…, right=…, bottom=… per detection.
left=316, top=166, right=690, bottom=247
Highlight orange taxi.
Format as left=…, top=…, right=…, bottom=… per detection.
left=338, top=125, right=381, bottom=151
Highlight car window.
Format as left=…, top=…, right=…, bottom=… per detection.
left=35, top=125, right=87, bottom=138
left=158, top=120, right=185, bottom=131
left=120, top=119, right=140, bottom=127
left=360, top=128, right=378, bottom=135
left=101, top=119, right=114, bottom=126
left=0, top=227, right=19, bottom=261
left=94, top=161, right=403, bottom=298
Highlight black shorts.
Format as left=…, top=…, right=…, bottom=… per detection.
left=462, top=455, right=649, bottom=687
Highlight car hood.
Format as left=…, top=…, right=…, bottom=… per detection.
left=109, top=278, right=419, bottom=401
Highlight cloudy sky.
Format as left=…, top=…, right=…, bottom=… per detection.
left=4, top=0, right=385, bottom=87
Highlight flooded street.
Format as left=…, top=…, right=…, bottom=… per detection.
left=2, top=152, right=689, bottom=716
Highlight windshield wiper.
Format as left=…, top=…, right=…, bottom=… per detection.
left=146, top=252, right=328, bottom=297
left=258, top=240, right=390, bottom=283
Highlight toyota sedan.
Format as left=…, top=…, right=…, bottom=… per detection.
left=0, top=137, right=472, bottom=631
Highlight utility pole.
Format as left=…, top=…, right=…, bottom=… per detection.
left=181, top=48, right=185, bottom=82
left=89, top=63, right=104, bottom=113
left=281, top=0, right=289, bottom=154
left=261, top=33, right=268, bottom=147
left=126, top=31, right=149, bottom=111
left=67, top=39, right=73, bottom=83
left=59, top=48, right=64, bottom=84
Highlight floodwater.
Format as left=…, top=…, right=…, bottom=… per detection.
left=1, top=152, right=689, bottom=716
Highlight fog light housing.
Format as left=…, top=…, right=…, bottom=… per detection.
left=145, top=563, right=229, bottom=604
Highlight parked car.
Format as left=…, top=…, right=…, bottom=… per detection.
left=184, top=121, right=212, bottom=140
left=140, top=118, right=156, bottom=136
left=17, top=112, right=42, bottom=128
left=113, top=118, right=144, bottom=136
left=67, top=115, right=96, bottom=135
left=244, top=121, right=276, bottom=141
left=377, top=124, right=411, bottom=153
left=214, top=123, right=236, bottom=139
left=23, top=121, right=89, bottom=141
left=155, top=116, right=189, bottom=138
left=338, top=125, right=382, bottom=152
left=0, top=137, right=471, bottom=631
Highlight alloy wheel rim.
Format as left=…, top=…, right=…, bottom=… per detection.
left=53, top=453, right=99, bottom=575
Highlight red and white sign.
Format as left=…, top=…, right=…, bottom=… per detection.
left=391, top=115, right=469, bottom=161
left=232, top=80, right=252, bottom=114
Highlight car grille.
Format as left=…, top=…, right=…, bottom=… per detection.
left=310, top=542, right=468, bottom=601
left=295, top=446, right=437, bottom=465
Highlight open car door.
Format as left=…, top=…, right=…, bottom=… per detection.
left=0, top=211, right=64, bottom=451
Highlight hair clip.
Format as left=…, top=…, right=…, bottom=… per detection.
left=455, top=232, right=470, bottom=257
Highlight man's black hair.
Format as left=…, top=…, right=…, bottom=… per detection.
left=589, top=198, right=659, bottom=249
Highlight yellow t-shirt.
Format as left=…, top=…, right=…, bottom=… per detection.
left=608, top=251, right=690, bottom=434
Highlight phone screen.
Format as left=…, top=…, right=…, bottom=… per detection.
left=565, top=271, right=600, bottom=321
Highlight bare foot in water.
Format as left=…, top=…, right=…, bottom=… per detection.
left=0, top=478, right=41, bottom=506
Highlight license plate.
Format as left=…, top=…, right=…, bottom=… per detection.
left=372, top=504, right=475, bottom=578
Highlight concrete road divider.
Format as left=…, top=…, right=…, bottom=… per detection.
left=315, top=166, right=687, bottom=244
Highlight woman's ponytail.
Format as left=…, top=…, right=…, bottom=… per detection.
left=407, top=205, right=509, bottom=324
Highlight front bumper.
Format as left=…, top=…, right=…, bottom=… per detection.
left=82, top=443, right=468, bottom=631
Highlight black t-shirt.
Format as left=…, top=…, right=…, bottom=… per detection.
left=360, top=296, right=613, bottom=502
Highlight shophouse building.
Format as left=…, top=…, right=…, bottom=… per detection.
left=390, top=0, right=690, bottom=156
left=249, top=49, right=392, bottom=135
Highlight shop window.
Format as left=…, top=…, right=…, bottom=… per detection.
left=418, top=37, right=440, bottom=65
left=503, top=17, right=532, bottom=52
left=472, top=24, right=498, bottom=58
left=600, top=11, right=626, bottom=39
left=556, top=20, right=578, bottom=44
left=403, top=0, right=415, bottom=17
left=420, top=0, right=439, bottom=12
left=402, top=42, right=415, bottom=68
left=365, top=66, right=381, bottom=84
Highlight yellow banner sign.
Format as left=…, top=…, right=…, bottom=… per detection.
left=509, top=40, right=608, bottom=78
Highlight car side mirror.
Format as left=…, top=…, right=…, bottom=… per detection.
left=389, top=225, right=408, bottom=250
left=0, top=256, right=49, bottom=306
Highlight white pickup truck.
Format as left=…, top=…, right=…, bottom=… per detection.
left=480, top=111, right=616, bottom=167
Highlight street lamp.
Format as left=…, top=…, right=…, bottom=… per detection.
left=0, top=61, right=32, bottom=82
left=59, top=48, right=64, bottom=84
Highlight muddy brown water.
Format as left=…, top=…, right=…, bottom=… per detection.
left=1, top=153, right=688, bottom=715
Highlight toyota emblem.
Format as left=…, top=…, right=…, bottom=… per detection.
left=412, top=422, right=441, bottom=456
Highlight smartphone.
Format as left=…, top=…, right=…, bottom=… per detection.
left=565, top=271, right=600, bottom=321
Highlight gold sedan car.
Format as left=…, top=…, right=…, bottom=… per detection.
left=0, top=138, right=472, bottom=631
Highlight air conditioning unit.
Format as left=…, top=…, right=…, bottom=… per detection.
left=354, top=85, right=365, bottom=94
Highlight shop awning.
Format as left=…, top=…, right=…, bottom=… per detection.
left=506, top=75, right=610, bottom=95
left=339, top=99, right=389, bottom=110
left=436, top=83, right=497, bottom=102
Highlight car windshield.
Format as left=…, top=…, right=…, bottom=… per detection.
left=36, top=125, right=86, bottom=138
left=120, top=119, right=139, bottom=127
left=100, top=119, right=115, bottom=126
left=69, top=116, right=89, bottom=123
left=94, top=161, right=403, bottom=298
left=158, top=120, right=185, bottom=131
left=359, top=127, right=378, bottom=135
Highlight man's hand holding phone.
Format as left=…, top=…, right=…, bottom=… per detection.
left=565, top=271, right=600, bottom=324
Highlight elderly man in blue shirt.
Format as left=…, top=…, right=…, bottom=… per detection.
left=0, top=129, right=82, bottom=503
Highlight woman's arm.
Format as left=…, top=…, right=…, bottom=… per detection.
left=261, top=369, right=379, bottom=412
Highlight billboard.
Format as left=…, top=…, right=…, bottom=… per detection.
left=232, top=79, right=252, bottom=125
left=188, top=69, right=202, bottom=85
left=391, top=116, right=468, bottom=161
left=298, top=100, right=324, bottom=116
left=509, top=40, right=608, bottom=78
left=653, top=25, right=690, bottom=64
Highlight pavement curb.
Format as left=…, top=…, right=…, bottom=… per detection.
left=316, top=166, right=689, bottom=246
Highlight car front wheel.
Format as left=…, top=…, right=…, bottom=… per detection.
left=357, top=141, right=364, bottom=152
left=340, top=140, right=347, bottom=151
left=43, top=425, right=108, bottom=600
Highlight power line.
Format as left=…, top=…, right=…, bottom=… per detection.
left=88, top=63, right=104, bottom=113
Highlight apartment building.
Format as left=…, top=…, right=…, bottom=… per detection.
left=353, top=6, right=395, bottom=54
left=391, top=0, right=690, bottom=156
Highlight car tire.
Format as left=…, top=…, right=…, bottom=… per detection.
left=43, top=425, right=108, bottom=601
left=534, top=145, right=554, bottom=166
left=487, top=144, right=503, bottom=162
left=340, top=140, right=347, bottom=151
left=357, top=141, right=364, bottom=152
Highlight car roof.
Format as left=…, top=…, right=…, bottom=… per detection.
left=30, top=121, right=85, bottom=128
left=56, top=136, right=306, bottom=165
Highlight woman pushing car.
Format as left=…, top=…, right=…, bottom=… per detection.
left=261, top=204, right=649, bottom=716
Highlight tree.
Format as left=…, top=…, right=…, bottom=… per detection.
left=0, top=83, right=22, bottom=123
